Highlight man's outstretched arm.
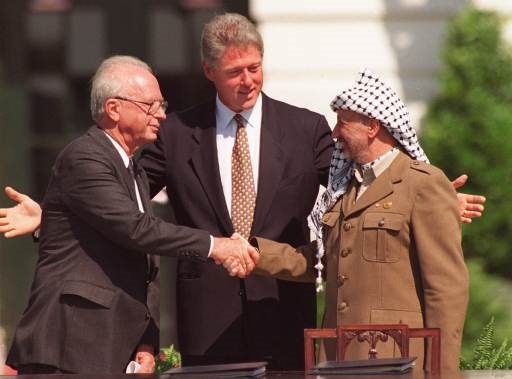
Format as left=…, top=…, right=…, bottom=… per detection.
left=0, top=174, right=487, bottom=239
left=451, top=174, right=486, bottom=224
left=0, top=186, right=41, bottom=238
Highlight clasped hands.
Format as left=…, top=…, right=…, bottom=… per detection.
left=211, top=233, right=259, bottom=278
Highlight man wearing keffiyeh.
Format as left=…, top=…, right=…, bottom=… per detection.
left=0, top=63, right=482, bottom=370
left=247, top=69, right=469, bottom=373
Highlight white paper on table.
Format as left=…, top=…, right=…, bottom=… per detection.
left=125, top=360, right=141, bottom=373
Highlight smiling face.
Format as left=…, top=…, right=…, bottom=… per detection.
left=203, top=43, right=263, bottom=113
left=332, top=109, right=373, bottom=163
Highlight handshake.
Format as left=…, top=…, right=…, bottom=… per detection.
left=210, top=233, right=259, bottom=278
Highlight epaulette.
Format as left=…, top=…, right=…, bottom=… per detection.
left=409, top=160, right=433, bottom=175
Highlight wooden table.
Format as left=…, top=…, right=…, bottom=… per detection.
left=1, top=369, right=509, bottom=378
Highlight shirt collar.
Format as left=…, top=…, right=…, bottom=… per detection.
left=103, top=130, right=130, bottom=168
left=354, top=147, right=399, bottom=184
left=215, top=93, right=263, bottom=129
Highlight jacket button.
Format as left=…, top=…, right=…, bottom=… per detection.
left=338, top=301, right=349, bottom=313
left=378, top=219, right=385, bottom=227
left=145, top=312, right=150, bottom=321
left=337, top=274, right=348, bottom=286
left=343, top=222, right=352, bottom=231
left=341, top=248, right=352, bottom=257
left=239, top=290, right=244, bottom=296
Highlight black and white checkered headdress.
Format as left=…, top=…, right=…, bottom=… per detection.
left=330, top=68, right=428, bottom=162
left=308, top=68, right=429, bottom=292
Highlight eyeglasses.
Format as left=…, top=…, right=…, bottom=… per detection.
left=114, top=96, right=168, bottom=115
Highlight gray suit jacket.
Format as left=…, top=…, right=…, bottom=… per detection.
left=7, top=125, right=211, bottom=373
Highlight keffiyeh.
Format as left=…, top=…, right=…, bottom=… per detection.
left=308, top=68, right=429, bottom=292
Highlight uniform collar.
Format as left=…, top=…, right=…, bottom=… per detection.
left=354, top=147, right=399, bottom=185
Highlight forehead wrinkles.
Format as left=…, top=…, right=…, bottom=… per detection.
left=339, top=110, right=371, bottom=124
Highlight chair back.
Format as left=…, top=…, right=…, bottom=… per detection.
left=304, top=324, right=440, bottom=374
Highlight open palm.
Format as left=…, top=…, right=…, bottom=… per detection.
left=0, top=186, right=42, bottom=238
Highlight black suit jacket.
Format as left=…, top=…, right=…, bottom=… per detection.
left=7, top=126, right=211, bottom=373
left=139, top=94, right=333, bottom=368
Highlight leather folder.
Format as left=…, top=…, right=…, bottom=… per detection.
left=162, top=361, right=267, bottom=378
left=309, top=356, right=417, bottom=375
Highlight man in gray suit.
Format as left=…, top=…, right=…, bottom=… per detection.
left=3, top=55, right=258, bottom=374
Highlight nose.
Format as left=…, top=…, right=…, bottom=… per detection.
left=241, top=69, right=253, bottom=87
left=154, top=106, right=167, bottom=121
left=153, top=106, right=167, bottom=121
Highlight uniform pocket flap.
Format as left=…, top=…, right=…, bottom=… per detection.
left=61, top=280, right=115, bottom=309
left=322, top=211, right=340, bottom=227
left=322, top=200, right=342, bottom=227
left=363, top=213, right=403, bottom=231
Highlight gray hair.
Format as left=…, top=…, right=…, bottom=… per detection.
left=90, top=55, right=153, bottom=122
left=201, top=13, right=264, bottom=68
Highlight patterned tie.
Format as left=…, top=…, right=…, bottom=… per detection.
left=231, top=114, right=256, bottom=239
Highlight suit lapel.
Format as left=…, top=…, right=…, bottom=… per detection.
left=188, top=105, right=233, bottom=235
left=89, top=126, right=155, bottom=270
left=342, top=178, right=359, bottom=217
left=251, top=95, right=285, bottom=235
left=343, top=152, right=408, bottom=218
left=88, top=126, right=137, bottom=203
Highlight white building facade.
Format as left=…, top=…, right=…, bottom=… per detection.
left=251, top=0, right=512, bottom=129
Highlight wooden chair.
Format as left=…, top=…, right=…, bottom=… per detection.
left=304, top=324, right=441, bottom=374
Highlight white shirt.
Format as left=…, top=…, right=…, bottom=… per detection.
left=104, top=131, right=145, bottom=213
left=354, top=147, right=400, bottom=200
left=216, top=94, right=262, bottom=216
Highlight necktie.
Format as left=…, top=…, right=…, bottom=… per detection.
left=128, top=159, right=144, bottom=213
left=128, top=158, right=136, bottom=179
left=128, top=158, right=154, bottom=275
left=231, top=114, right=256, bottom=239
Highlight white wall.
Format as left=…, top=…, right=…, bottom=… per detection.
left=251, top=0, right=512, bottom=129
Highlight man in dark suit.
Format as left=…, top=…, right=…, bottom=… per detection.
left=5, top=55, right=257, bottom=374
left=138, top=13, right=484, bottom=369
left=139, top=13, right=333, bottom=369
left=0, top=13, right=485, bottom=372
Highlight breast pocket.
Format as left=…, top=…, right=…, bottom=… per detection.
left=362, top=212, right=403, bottom=263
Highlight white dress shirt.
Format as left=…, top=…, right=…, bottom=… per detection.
left=216, top=94, right=262, bottom=216
left=354, top=147, right=400, bottom=200
left=104, top=131, right=145, bottom=213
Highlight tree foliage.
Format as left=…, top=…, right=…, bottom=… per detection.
left=421, top=5, right=512, bottom=277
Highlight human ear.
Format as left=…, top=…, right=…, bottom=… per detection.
left=202, top=61, right=215, bottom=82
left=368, top=119, right=380, bottom=137
left=105, top=98, right=121, bottom=122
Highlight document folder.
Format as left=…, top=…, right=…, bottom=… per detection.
left=309, top=356, right=416, bottom=375
left=163, top=361, right=267, bottom=378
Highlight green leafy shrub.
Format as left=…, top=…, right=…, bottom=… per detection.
left=462, top=260, right=512, bottom=358
left=420, top=5, right=512, bottom=278
left=155, top=344, right=181, bottom=373
left=461, top=318, right=512, bottom=369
